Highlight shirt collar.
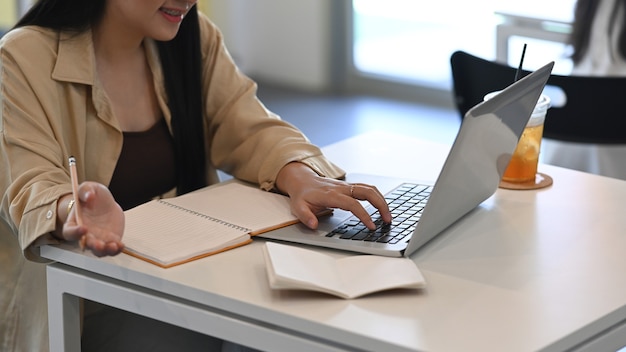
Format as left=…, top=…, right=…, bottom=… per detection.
left=51, top=29, right=164, bottom=92
left=51, top=29, right=96, bottom=85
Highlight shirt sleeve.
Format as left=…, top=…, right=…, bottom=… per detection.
left=0, top=28, right=69, bottom=261
left=196, top=12, right=346, bottom=191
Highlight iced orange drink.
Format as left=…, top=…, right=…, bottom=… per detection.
left=484, top=92, right=551, bottom=184
left=502, top=123, right=544, bottom=182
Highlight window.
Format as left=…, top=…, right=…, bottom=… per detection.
left=0, top=2, right=17, bottom=32
left=351, top=0, right=576, bottom=94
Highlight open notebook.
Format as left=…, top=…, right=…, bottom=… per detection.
left=257, top=61, right=554, bottom=258
left=121, top=181, right=303, bottom=268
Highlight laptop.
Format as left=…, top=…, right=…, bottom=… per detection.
left=258, top=61, right=554, bottom=257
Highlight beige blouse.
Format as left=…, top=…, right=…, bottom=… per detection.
left=0, top=12, right=344, bottom=351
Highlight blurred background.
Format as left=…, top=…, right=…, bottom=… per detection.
left=0, top=0, right=577, bottom=147
left=203, top=0, right=575, bottom=105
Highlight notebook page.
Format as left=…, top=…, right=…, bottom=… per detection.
left=123, top=199, right=249, bottom=265
left=163, top=182, right=298, bottom=234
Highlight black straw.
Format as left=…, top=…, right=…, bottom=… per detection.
left=514, top=43, right=527, bottom=82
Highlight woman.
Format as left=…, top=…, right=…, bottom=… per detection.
left=541, top=0, right=626, bottom=180
left=0, top=0, right=392, bottom=350
left=569, top=0, right=626, bottom=75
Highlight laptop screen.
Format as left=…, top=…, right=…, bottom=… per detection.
left=404, top=61, right=554, bottom=256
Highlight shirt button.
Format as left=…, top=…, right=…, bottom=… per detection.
left=46, top=210, right=53, bottom=219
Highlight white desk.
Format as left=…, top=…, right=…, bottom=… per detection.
left=42, top=131, right=626, bottom=351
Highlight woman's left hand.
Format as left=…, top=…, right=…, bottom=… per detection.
left=62, top=182, right=125, bottom=256
left=275, top=162, right=392, bottom=230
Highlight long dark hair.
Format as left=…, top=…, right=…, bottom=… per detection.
left=569, top=0, right=626, bottom=65
left=15, top=0, right=207, bottom=195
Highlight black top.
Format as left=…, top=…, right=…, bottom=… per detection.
left=108, top=118, right=177, bottom=210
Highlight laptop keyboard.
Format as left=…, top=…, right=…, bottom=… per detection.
left=325, top=183, right=432, bottom=244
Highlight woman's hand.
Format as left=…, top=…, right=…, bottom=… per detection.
left=62, top=181, right=125, bottom=257
left=275, top=162, right=392, bottom=230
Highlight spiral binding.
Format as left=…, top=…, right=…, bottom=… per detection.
left=157, top=199, right=251, bottom=233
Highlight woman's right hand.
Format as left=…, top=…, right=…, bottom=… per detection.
left=62, top=181, right=125, bottom=257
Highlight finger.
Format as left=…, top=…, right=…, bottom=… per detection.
left=104, top=241, right=124, bottom=256
left=300, top=183, right=377, bottom=229
left=341, top=197, right=376, bottom=229
left=78, top=181, right=108, bottom=211
left=82, top=234, right=105, bottom=257
left=81, top=232, right=124, bottom=256
left=321, top=191, right=375, bottom=229
left=62, top=223, right=87, bottom=242
left=290, top=202, right=320, bottom=229
left=349, top=184, right=392, bottom=223
left=365, top=183, right=387, bottom=201
left=83, top=234, right=109, bottom=257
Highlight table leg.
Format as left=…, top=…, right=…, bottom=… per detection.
left=47, top=264, right=82, bottom=352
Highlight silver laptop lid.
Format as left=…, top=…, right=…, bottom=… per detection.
left=404, top=61, right=554, bottom=256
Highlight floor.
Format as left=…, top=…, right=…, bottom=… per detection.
left=255, top=84, right=461, bottom=148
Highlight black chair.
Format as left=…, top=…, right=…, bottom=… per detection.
left=450, top=50, right=626, bottom=144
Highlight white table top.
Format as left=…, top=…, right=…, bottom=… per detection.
left=42, top=131, right=626, bottom=351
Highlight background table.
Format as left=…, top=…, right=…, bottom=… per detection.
left=43, top=131, right=626, bottom=351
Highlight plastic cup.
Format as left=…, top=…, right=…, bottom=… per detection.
left=485, top=92, right=551, bottom=183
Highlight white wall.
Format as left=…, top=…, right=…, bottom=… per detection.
left=208, top=0, right=333, bottom=91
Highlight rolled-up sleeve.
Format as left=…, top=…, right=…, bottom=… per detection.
left=196, top=13, right=345, bottom=191
left=0, top=27, right=120, bottom=261
left=0, top=29, right=69, bottom=261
